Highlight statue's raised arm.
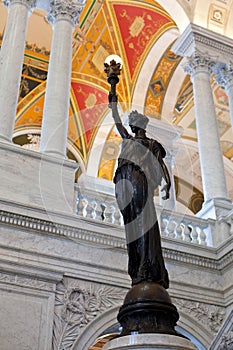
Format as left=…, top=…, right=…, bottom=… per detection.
left=108, top=92, right=129, bottom=139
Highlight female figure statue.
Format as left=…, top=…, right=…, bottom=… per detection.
left=109, top=95, right=171, bottom=289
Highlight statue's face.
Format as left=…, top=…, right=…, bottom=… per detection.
left=129, top=124, right=138, bottom=133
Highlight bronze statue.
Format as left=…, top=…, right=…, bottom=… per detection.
left=108, top=93, right=171, bottom=289
left=105, top=58, right=180, bottom=337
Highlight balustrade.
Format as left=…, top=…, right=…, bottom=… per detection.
left=74, top=184, right=233, bottom=247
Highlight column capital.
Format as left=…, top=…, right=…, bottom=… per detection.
left=183, top=51, right=216, bottom=78
left=172, top=23, right=233, bottom=64
left=214, top=63, right=233, bottom=90
left=3, top=0, right=36, bottom=11
left=47, top=0, right=86, bottom=28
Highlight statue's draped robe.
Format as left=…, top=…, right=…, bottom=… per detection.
left=114, top=135, right=169, bottom=288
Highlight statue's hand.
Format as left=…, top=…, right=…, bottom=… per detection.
left=108, top=92, right=118, bottom=108
left=161, top=183, right=170, bottom=200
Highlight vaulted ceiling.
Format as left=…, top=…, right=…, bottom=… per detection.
left=0, top=0, right=233, bottom=214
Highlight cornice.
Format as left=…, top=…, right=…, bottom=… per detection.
left=172, top=23, right=233, bottom=63
left=0, top=209, right=232, bottom=272
left=0, top=140, right=78, bottom=169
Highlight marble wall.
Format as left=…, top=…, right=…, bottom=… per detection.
left=0, top=205, right=232, bottom=350
left=0, top=141, right=232, bottom=350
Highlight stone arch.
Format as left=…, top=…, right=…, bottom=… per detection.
left=178, top=309, right=214, bottom=349
left=132, top=28, right=180, bottom=115
left=73, top=305, right=121, bottom=350
left=154, top=0, right=190, bottom=32
left=74, top=304, right=212, bottom=350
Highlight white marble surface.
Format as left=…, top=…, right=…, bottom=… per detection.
left=0, top=284, right=55, bottom=350
left=0, top=1, right=33, bottom=141
left=187, top=56, right=228, bottom=204
left=173, top=25, right=230, bottom=211
left=40, top=13, right=73, bottom=157
left=0, top=141, right=77, bottom=214
left=0, top=144, right=232, bottom=350
left=103, top=334, right=198, bottom=350
left=0, top=209, right=232, bottom=349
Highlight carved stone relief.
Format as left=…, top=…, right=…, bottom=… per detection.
left=174, top=298, right=225, bottom=335
left=219, top=331, right=233, bottom=349
left=0, top=272, right=54, bottom=291
left=52, top=278, right=125, bottom=350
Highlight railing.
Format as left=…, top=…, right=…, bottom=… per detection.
left=75, top=183, right=233, bottom=248
left=75, top=185, right=124, bottom=226
left=159, top=210, right=211, bottom=246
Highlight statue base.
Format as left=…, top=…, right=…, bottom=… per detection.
left=117, top=282, right=180, bottom=336
left=103, top=334, right=198, bottom=350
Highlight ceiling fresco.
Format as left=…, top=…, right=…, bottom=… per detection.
left=0, top=0, right=233, bottom=212
left=1, top=0, right=178, bottom=162
left=144, top=45, right=181, bottom=118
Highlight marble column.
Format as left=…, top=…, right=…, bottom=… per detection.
left=162, top=149, right=177, bottom=211
left=40, top=0, right=85, bottom=158
left=214, top=63, right=233, bottom=129
left=0, top=0, right=36, bottom=142
left=183, top=52, right=229, bottom=205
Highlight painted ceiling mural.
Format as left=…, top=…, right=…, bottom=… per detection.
left=2, top=0, right=176, bottom=163
left=0, top=0, right=233, bottom=213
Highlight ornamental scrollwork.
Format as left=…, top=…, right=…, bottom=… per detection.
left=52, top=279, right=125, bottom=350
left=0, top=272, right=54, bottom=291
left=173, top=298, right=225, bottom=334
left=47, top=0, right=86, bottom=27
left=3, top=0, right=36, bottom=11
left=183, top=51, right=216, bottom=76
left=219, top=331, right=233, bottom=349
left=214, top=62, right=233, bottom=90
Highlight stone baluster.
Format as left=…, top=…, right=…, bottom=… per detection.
left=162, top=150, right=177, bottom=211
left=183, top=223, right=191, bottom=242
left=190, top=225, right=198, bottom=244
left=160, top=215, right=169, bottom=237
left=81, top=198, right=88, bottom=217
left=175, top=224, right=183, bottom=240
left=214, top=63, right=233, bottom=129
left=100, top=203, right=107, bottom=221
left=0, top=0, right=36, bottom=142
left=109, top=204, right=116, bottom=224
left=199, top=225, right=207, bottom=245
left=91, top=200, right=98, bottom=220
left=40, top=0, right=85, bottom=157
left=167, top=219, right=176, bottom=239
left=114, top=209, right=124, bottom=226
left=183, top=52, right=229, bottom=208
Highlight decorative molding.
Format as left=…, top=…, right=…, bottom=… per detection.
left=218, top=248, right=233, bottom=270
left=209, top=310, right=233, bottom=350
left=183, top=52, right=215, bottom=76
left=3, top=0, right=36, bottom=11
left=174, top=298, right=226, bottom=334
left=164, top=248, right=218, bottom=270
left=0, top=209, right=232, bottom=271
left=0, top=272, right=55, bottom=291
left=214, top=63, right=233, bottom=90
left=47, top=0, right=86, bottom=27
left=52, top=278, right=125, bottom=350
left=219, top=331, right=233, bottom=349
left=172, top=23, right=233, bottom=63
left=0, top=210, right=126, bottom=249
